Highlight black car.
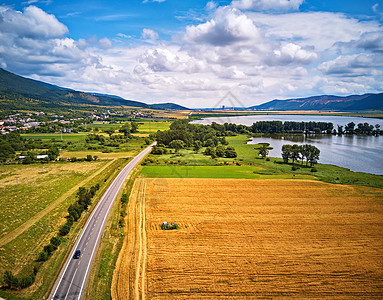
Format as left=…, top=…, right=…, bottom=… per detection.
left=73, top=250, right=81, bottom=259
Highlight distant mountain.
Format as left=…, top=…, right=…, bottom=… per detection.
left=0, top=68, right=189, bottom=111
left=249, top=93, right=383, bottom=111
left=149, top=103, right=189, bottom=110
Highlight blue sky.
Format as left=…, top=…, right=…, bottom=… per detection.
left=0, top=0, right=382, bottom=107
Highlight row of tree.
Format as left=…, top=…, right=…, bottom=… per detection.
left=2, top=184, right=100, bottom=291
left=281, top=144, right=320, bottom=166
left=59, top=185, right=100, bottom=236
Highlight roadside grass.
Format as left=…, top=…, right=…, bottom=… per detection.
left=0, top=158, right=129, bottom=300
left=85, top=166, right=141, bottom=300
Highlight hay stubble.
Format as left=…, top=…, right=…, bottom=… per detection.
left=115, top=178, right=383, bottom=299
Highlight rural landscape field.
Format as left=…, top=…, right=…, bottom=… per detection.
left=1, top=1, right=383, bottom=298
left=113, top=178, right=383, bottom=299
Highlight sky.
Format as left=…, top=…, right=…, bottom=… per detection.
left=0, top=0, right=382, bottom=108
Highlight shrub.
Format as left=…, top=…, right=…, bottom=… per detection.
left=44, top=244, right=57, bottom=255
left=59, top=222, right=71, bottom=236
left=311, top=167, right=318, bottom=172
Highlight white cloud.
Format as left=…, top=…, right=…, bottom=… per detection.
left=185, top=7, right=262, bottom=46
left=141, top=28, right=159, bottom=43
left=0, top=4, right=381, bottom=107
left=231, top=0, right=303, bottom=11
left=0, top=5, right=68, bottom=39
left=318, top=53, right=383, bottom=77
left=142, top=0, right=166, bottom=3
left=206, top=1, right=218, bottom=11
left=99, top=37, right=113, bottom=49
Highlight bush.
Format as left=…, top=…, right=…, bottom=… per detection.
left=292, top=165, right=299, bottom=171
left=44, top=243, right=57, bottom=255
left=266, top=157, right=270, bottom=161
left=59, top=222, right=71, bottom=236
left=311, top=167, right=318, bottom=172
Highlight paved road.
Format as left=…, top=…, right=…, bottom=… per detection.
left=50, top=144, right=155, bottom=300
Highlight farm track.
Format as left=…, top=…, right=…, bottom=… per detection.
left=112, top=178, right=147, bottom=300
left=0, top=158, right=117, bottom=247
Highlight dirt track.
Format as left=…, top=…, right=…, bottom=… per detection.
left=112, top=178, right=147, bottom=300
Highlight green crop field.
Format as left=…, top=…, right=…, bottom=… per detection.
left=21, top=132, right=87, bottom=142
left=136, top=120, right=171, bottom=133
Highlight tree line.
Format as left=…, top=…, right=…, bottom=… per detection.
left=2, top=184, right=100, bottom=290
left=152, top=120, right=238, bottom=158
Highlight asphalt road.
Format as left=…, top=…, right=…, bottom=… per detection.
left=50, top=143, right=155, bottom=300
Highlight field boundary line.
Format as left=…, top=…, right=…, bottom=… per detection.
left=0, top=158, right=117, bottom=247
left=141, top=179, right=147, bottom=300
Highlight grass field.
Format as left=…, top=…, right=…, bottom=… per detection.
left=0, top=158, right=130, bottom=299
left=113, top=178, right=383, bottom=299
left=140, top=165, right=315, bottom=179
left=136, top=121, right=171, bottom=133
left=21, top=132, right=87, bottom=141
left=0, top=161, right=107, bottom=240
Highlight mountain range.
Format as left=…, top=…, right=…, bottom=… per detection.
left=249, top=93, right=383, bottom=111
left=0, top=68, right=188, bottom=111
left=0, top=68, right=382, bottom=112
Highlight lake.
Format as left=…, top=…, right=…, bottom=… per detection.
left=192, top=115, right=383, bottom=175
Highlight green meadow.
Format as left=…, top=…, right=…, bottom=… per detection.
left=141, top=134, right=383, bottom=189
left=140, top=165, right=315, bottom=179
left=21, top=132, right=87, bottom=142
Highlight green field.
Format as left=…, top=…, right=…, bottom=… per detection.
left=140, top=165, right=315, bottom=179
left=142, top=134, right=383, bottom=188
left=0, top=158, right=130, bottom=300
left=21, top=132, right=87, bottom=142
left=136, top=120, right=171, bottom=133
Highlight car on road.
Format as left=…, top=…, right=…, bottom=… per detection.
left=73, top=250, right=81, bottom=259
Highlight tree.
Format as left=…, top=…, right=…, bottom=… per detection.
left=291, top=144, right=301, bottom=165
left=345, top=122, right=355, bottom=134
left=47, top=146, right=59, bottom=160
left=300, top=144, right=310, bottom=166
left=169, top=140, right=185, bottom=152
left=258, top=143, right=269, bottom=159
left=193, top=140, right=202, bottom=152
left=281, top=144, right=292, bottom=163
left=224, top=146, right=237, bottom=158
left=119, top=123, right=131, bottom=137
left=105, top=129, right=115, bottom=137
left=216, top=146, right=226, bottom=157
left=307, top=145, right=320, bottom=166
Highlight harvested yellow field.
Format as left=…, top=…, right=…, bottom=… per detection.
left=113, top=178, right=383, bottom=299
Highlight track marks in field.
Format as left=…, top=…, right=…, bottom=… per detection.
left=112, top=178, right=147, bottom=300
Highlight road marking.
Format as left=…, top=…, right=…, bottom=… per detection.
left=50, top=144, right=155, bottom=300
left=64, top=267, right=78, bottom=300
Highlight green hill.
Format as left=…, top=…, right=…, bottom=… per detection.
left=0, top=68, right=189, bottom=113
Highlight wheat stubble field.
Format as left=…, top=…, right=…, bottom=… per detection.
left=113, top=178, right=383, bottom=299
